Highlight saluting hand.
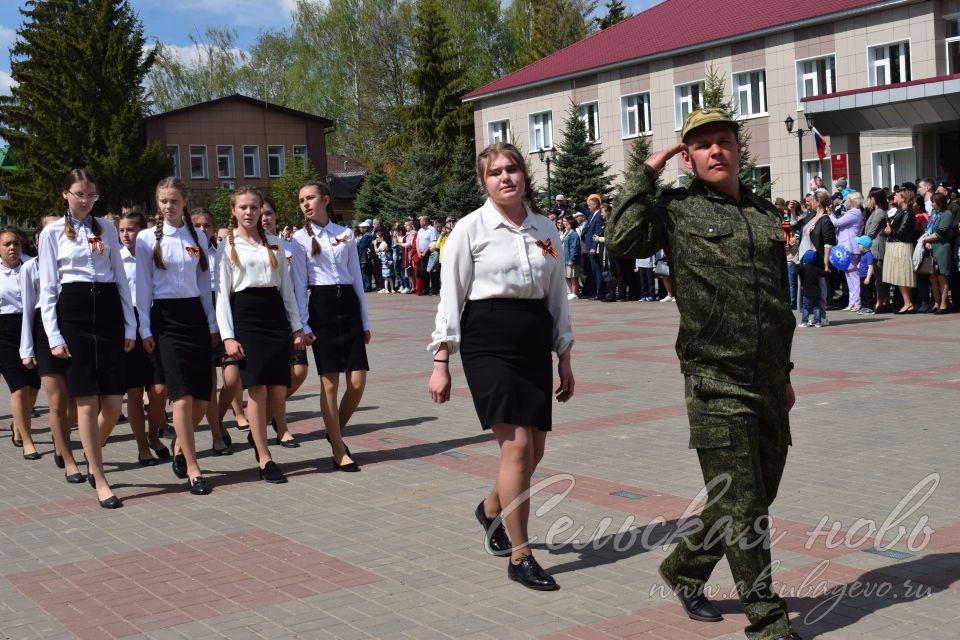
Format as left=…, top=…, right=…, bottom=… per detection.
left=644, top=143, right=687, bottom=175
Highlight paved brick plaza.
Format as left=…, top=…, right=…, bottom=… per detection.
left=0, top=293, right=957, bottom=639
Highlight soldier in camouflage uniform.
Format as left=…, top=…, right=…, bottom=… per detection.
left=606, top=109, right=800, bottom=640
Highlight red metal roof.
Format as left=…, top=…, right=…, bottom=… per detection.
left=465, top=0, right=891, bottom=101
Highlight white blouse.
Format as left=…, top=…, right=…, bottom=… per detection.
left=18, top=258, right=39, bottom=359
left=429, top=200, right=574, bottom=356
left=291, top=221, right=370, bottom=334
left=135, top=222, right=217, bottom=339
left=37, top=216, right=136, bottom=347
left=282, top=238, right=307, bottom=315
left=0, top=260, right=24, bottom=314
left=120, top=247, right=137, bottom=307
left=215, top=232, right=302, bottom=341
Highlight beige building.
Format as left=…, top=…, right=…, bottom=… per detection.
left=465, top=0, right=960, bottom=201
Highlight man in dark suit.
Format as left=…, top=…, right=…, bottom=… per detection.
left=582, top=194, right=606, bottom=300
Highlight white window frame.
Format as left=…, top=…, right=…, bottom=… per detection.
left=795, top=54, right=837, bottom=110
left=732, top=68, right=768, bottom=119
left=803, top=159, right=833, bottom=194
left=292, top=145, right=309, bottom=170
left=621, top=92, right=652, bottom=139
left=267, top=145, right=285, bottom=178
left=945, top=14, right=960, bottom=74
left=167, top=145, right=180, bottom=179
left=242, top=145, right=260, bottom=178
left=578, top=101, right=601, bottom=144
left=867, top=39, right=912, bottom=87
left=674, top=81, right=704, bottom=131
left=188, top=145, right=208, bottom=180
left=871, top=147, right=916, bottom=189
left=216, top=145, right=234, bottom=179
left=486, top=119, right=511, bottom=144
left=220, top=180, right=236, bottom=190
left=528, top=110, right=553, bottom=151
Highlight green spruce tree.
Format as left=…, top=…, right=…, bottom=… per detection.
left=354, top=160, right=393, bottom=220
left=613, top=134, right=655, bottom=209
left=596, top=0, right=630, bottom=29
left=0, top=0, right=168, bottom=221
left=386, top=145, right=443, bottom=222
left=268, top=156, right=321, bottom=228
left=438, top=138, right=484, bottom=218
left=551, top=102, right=614, bottom=205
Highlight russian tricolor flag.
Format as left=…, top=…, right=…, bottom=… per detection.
left=812, top=127, right=828, bottom=162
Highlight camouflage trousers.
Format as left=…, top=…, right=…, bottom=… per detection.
left=660, top=375, right=793, bottom=640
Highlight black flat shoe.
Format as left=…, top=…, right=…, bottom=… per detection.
left=65, top=471, right=85, bottom=484
left=54, top=453, right=65, bottom=469
left=247, top=432, right=259, bottom=462
left=117, top=413, right=128, bottom=424
left=99, top=495, right=122, bottom=509
left=271, top=418, right=279, bottom=434
left=88, top=473, right=96, bottom=488
left=658, top=567, right=723, bottom=622
left=189, top=476, right=211, bottom=495
left=474, top=500, right=512, bottom=556
left=277, top=436, right=300, bottom=448
left=325, top=432, right=351, bottom=457
left=172, top=453, right=188, bottom=479
left=150, top=443, right=171, bottom=460
left=11, top=432, right=22, bottom=448
left=507, top=555, right=558, bottom=591
left=332, top=455, right=360, bottom=472
left=23, top=451, right=41, bottom=461
left=212, top=444, right=232, bottom=456
left=259, top=460, right=288, bottom=484
left=138, top=456, right=159, bottom=466
left=222, top=430, right=232, bottom=447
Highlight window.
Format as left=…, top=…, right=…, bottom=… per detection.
left=188, top=145, right=208, bottom=179
left=803, top=160, right=833, bottom=193
left=293, top=145, right=308, bottom=169
left=733, top=69, right=767, bottom=118
left=946, top=17, right=960, bottom=74
left=528, top=111, right=553, bottom=150
left=242, top=145, right=260, bottom=178
left=487, top=120, right=511, bottom=144
left=220, top=181, right=236, bottom=190
left=578, top=102, right=601, bottom=143
left=167, top=145, right=180, bottom=179
left=267, top=145, right=285, bottom=177
left=872, top=148, right=916, bottom=189
left=621, top=93, right=652, bottom=138
left=869, top=41, right=911, bottom=86
left=674, top=82, right=704, bottom=130
left=216, top=145, right=234, bottom=179
left=796, top=56, right=836, bottom=108
left=750, top=165, right=772, bottom=199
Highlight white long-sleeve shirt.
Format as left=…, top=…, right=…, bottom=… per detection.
left=215, top=232, right=303, bottom=340
left=291, top=221, right=370, bottom=334
left=120, top=247, right=137, bottom=306
left=282, top=238, right=307, bottom=316
left=429, top=199, right=574, bottom=356
left=37, top=215, right=136, bottom=347
left=0, top=260, right=24, bottom=314
left=18, top=258, right=39, bottom=359
left=135, top=222, right=217, bottom=339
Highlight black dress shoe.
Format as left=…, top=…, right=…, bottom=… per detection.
left=172, top=453, right=188, bottom=479
left=11, top=432, right=22, bottom=448
left=332, top=455, right=360, bottom=472
left=259, top=460, right=288, bottom=484
left=150, top=443, right=171, bottom=460
left=88, top=473, right=96, bottom=488
left=658, top=567, right=722, bottom=622
left=271, top=418, right=279, bottom=434
left=211, top=444, right=232, bottom=456
left=474, top=500, right=512, bottom=556
left=277, top=436, right=300, bottom=448
left=507, top=555, right=558, bottom=591
left=23, top=450, right=41, bottom=460
left=222, top=430, right=232, bottom=447
left=99, top=495, right=122, bottom=509
left=138, top=456, right=159, bottom=466
left=247, top=431, right=259, bottom=462
left=117, top=413, right=128, bottom=424
left=54, top=453, right=65, bottom=469
left=65, top=471, right=85, bottom=484
left=189, top=476, right=211, bottom=495
left=325, top=432, right=351, bottom=457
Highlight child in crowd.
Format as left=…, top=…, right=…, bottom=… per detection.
left=797, top=249, right=824, bottom=327
left=856, top=235, right=876, bottom=315
left=635, top=254, right=656, bottom=301
left=376, top=230, right=395, bottom=293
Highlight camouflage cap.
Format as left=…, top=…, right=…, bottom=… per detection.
left=680, top=107, right=739, bottom=142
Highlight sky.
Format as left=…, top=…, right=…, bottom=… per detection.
left=0, top=0, right=663, bottom=95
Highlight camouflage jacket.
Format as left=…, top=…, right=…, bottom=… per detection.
left=606, top=165, right=795, bottom=387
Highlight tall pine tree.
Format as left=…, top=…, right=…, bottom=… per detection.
left=354, top=161, right=393, bottom=220
left=613, top=134, right=655, bottom=209
left=268, top=156, right=321, bottom=228
left=596, top=0, right=630, bottom=29
left=386, top=145, right=443, bottom=222
left=438, top=137, right=484, bottom=218
left=551, top=102, right=614, bottom=205
left=0, top=0, right=168, bottom=221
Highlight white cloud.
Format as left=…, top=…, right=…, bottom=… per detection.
left=0, top=69, right=17, bottom=95
left=167, top=0, right=297, bottom=27
left=161, top=43, right=245, bottom=68
left=0, top=25, right=17, bottom=53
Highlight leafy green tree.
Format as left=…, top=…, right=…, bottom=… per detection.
left=551, top=102, right=614, bottom=204
left=525, top=0, right=596, bottom=66
left=386, top=145, right=443, bottom=222
left=269, top=156, right=320, bottom=228
left=354, top=160, right=392, bottom=220
left=596, top=0, right=630, bottom=29
left=208, top=186, right=234, bottom=226
left=439, top=138, right=484, bottom=218
left=0, top=0, right=168, bottom=220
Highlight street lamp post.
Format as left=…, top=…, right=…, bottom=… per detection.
left=784, top=114, right=815, bottom=199
left=537, top=147, right=558, bottom=205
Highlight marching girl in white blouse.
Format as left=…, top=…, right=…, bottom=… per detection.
left=136, top=177, right=218, bottom=496
left=292, top=181, right=370, bottom=472
left=20, top=213, right=82, bottom=481
left=261, top=197, right=307, bottom=448
left=38, top=169, right=136, bottom=509
left=0, top=227, right=41, bottom=459
left=428, top=142, right=575, bottom=591
left=216, top=188, right=304, bottom=483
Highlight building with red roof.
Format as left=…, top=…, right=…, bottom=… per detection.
left=467, top=0, right=960, bottom=200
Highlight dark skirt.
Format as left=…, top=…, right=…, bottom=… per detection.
left=231, top=287, right=291, bottom=387
left=124, top=309, right=157, bottom=389
left=149, top=297, right=212, bottom=401
left=0, top=313, right=40, bottom=393
left=308, top=285, right=369, bottom=374
left=460, top=298, right=554, bottom=431
left=57, top=282, right=126, bottom=397
left=31, top=311, right=69, bottom=377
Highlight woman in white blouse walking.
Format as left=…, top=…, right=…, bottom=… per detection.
left=428, top=142, right=575, bottom=591
left=216, top=188, right=304, bottom=483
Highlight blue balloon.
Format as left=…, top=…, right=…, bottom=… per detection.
left=830, top=245, right=851, bottom=271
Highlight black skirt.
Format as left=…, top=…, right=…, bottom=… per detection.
left=308, top=285, right=369, bottom=374
left=123, top=309, right=157, bottom=389
left=57, top=282, right=127, bottom=397
left=31, top=311, right=69, bottom=377
left=0, top=313, right=40, bottom=393
left=460, top=298, right=554, bottom=431
left=149, top=297, right=212, bottom=401
left=231, top=287, right=291, bottom=387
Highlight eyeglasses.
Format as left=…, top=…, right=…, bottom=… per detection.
left=194, top=222, right=213, bottom=229
left=67, top=192, right=99, bottom=202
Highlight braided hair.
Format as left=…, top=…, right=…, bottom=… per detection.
left=61, top=168, right=103, bottom=242
left=153, top=177, right=209, bottom=272
left=228, top=187, right=277, bottom=270
left=299, top=180, right=334, bottom=257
